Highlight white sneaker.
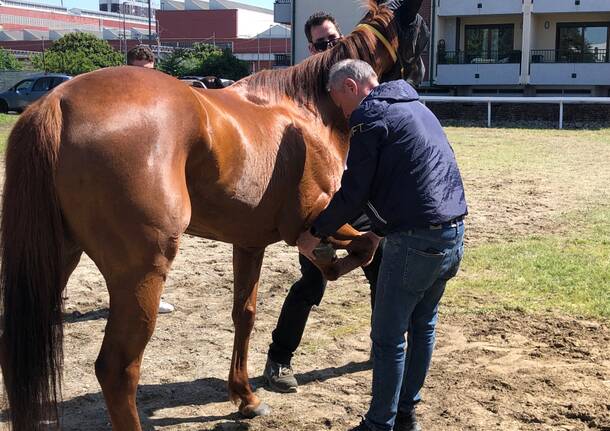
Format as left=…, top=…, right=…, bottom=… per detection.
left=158, top=300, right=175, bottom=314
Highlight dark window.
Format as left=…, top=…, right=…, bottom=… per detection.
left=557, top=22, right=609, bottom=62
left=51, top=77, right=68, bottom=88
left=32, top=77, right=53, bottom=92
left=110, top=3, right=119, bottom=12
left=465, top=24, right=514, bottom=63
left=100, top=3, right=107, bottom=10
left=14, top=79, right=34, bottom=92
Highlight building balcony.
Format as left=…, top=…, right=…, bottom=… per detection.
left=436, top=51, right=522, bottom=86
left=436, top=0, right=522, bottom=17
left=274, top=53, right=291, bottom=67
left=530, top=49, right=610, bottom=85
left=274, top=0, right=291, bottom=25
left=532, top=0, right=610, bottom=14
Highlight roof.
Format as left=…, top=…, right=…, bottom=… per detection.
left=21, top=73, right=72, bottom=79
left=0, top=0, right=149, bottom=22
left=211, top=0, right=272, bottom=14
left=253, top=23, right=290, bottom=39
left=185, top=0, right=209, bottom=9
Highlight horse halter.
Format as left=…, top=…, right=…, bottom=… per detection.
left=356, top=23, right=398, bottom=63
left=356, top=23, right=411, bottom=81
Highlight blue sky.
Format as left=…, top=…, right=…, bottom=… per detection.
left=34, top=0, right=274, bottom=13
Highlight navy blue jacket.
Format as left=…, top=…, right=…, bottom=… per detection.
left=313, top=80, right=468, bottom=237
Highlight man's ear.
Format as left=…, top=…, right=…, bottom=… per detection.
left=345, top=78, right=358, bottom=94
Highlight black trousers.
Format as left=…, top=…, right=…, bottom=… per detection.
left=268, top=213, right=383, bottom=365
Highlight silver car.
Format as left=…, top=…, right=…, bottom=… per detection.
left=0, top=74, right=71, bottom=113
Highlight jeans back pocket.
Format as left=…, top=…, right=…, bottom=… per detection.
left=404, top=247, right=447, bottom=296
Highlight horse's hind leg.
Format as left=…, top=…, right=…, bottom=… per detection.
left=94, top=232, right=180, bottom=431
left=229, top=245, right=271, bottom=418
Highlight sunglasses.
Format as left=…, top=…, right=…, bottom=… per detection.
left=312, top=37, right=342, bottom=52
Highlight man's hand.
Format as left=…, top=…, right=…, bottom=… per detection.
left=297, top=229, right=321, bottom=262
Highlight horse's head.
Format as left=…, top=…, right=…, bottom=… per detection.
left=361, top=0, right=430, bottom=86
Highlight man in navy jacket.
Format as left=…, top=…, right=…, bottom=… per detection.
left=299, top=59, right=467, bottom=431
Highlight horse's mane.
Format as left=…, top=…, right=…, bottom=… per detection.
left=240, top=1, right=396, bottom=108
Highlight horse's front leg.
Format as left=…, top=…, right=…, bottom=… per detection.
left=229, top=245, right=271, bottom=418
left=314, top=224, right=381, bottom=281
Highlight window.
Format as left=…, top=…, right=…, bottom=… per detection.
left=32, top=77, right=53, bottom=92
left=465, top=24, right=514, bottom=63
left=14, top=79, right=34, bottom=92
left=51, top=77, right=68, bottom=88
left=557, top=23, right=609, bottom=62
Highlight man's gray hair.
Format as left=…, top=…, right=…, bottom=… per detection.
left=326, top=59, right=377, bottom=92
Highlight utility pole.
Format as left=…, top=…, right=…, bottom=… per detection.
left=41, top=37, right=46, bottom=71
left=123, top=2, right=127, bottom=62
left=148, top=0, right=152, bottom=46
left=156, top=19, right=161, bottom=60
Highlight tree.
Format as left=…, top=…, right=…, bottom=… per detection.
left=158, top=43, right=250, bottom=81
left=200, top=50, right=250, bottom=81
left=31, top=32, right=123, bottom=75
left=0, top=49, right=22, bottom=71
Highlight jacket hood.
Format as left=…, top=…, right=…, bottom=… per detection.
left=366, top=80, right=419, bottom=103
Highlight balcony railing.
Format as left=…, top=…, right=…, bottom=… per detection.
left=531, top=49, right=609, bottom=64
left=274, top=53, right=291, bottom=67
left=438, top=50, right=522, bottom=65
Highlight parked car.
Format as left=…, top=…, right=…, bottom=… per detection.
left=178, top=77, right=208, bottom=89
left=0, top=74, right=71, bottom=113
left=178, top=75, right=235, bottom=89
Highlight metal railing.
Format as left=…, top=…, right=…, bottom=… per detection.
left=530, top=49, right=609, bottom=64
left=274, top=53, right=290, bottom=67
left=438, top=50, right=522, bottom=65
left=420, top=96, right=610, bottom=129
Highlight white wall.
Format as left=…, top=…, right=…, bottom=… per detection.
left=531, top=12, right=610, bottom=50
left=237, top=8, right=275, bottom=38
left=436, top=17, right=458, bottom=50
left=293, top=0, right=368, bottom=64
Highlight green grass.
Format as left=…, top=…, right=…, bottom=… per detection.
left=0, top=114, right=18, bottom=153
left=447, top=208, right=610, bottom=319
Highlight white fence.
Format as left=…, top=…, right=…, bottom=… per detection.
left=420, top=96, right=610, bottom=129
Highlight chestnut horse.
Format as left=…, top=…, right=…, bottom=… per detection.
left=0, top=0, right=428, bottom=429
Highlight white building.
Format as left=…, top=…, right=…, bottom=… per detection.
left=276, top=0, right=610, bottom=96
left=160, top=0, right=275, bottom=38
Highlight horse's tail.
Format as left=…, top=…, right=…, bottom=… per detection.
left=1, top=94, right=65, bottom=430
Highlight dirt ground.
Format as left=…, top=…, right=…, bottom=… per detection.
left=1, top=130, right=610, bottom=430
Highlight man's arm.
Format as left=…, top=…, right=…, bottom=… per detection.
left=311, top=116, right=387, bottom=238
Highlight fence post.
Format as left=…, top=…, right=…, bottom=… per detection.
left=559, top=101, right=564, bottom=129
left=487, top=101, right=492, bottom=128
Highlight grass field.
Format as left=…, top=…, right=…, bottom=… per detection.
left=0, top=114, right=17, bottom=153
left=1, top=116, right=608, bottom=319
left=447, top=127, right=610, bottom=319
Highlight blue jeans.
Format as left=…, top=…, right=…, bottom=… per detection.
left=365, top=223, right=465, bottom=431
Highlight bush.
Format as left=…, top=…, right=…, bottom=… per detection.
left=158, top=43, right=250, bottom=81
left=31, top=32, right=123, bottom=75
left=0, top=49, right=22, bottom=71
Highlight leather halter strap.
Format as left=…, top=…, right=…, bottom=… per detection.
left=356, top=23, right=398, bottom=63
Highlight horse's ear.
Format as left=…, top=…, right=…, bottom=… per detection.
left=384, top=0, right=423, bottom=23
left=402, top=0, right=424, bottom=22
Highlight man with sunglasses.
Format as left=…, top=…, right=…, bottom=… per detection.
left=263, top=11, right=383, bottom=395
left=306, top=12, right=343, bottom=55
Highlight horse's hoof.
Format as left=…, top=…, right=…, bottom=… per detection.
left=240, top=401, right=272, bottom=418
